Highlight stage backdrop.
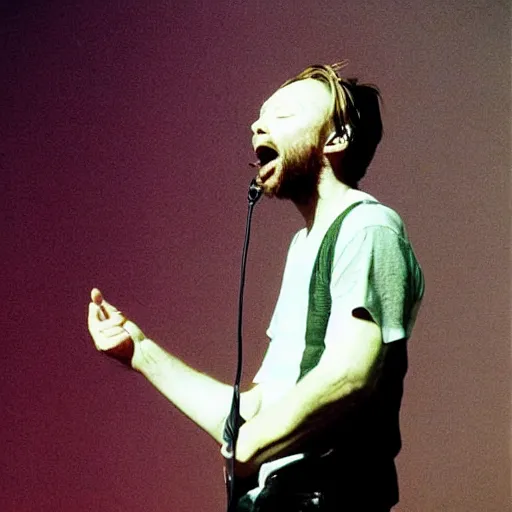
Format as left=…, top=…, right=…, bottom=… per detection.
left=0, top=1, right=509, bottom=510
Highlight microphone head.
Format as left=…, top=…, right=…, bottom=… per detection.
left=248, top=179, right=263, bottom=204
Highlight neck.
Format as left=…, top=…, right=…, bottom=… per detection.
left=294, top=169, right=353, bottom=232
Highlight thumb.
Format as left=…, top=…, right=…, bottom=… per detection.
left=91, top=288, right=103, bottom=305
left=90, top=288, right=120, bottom=320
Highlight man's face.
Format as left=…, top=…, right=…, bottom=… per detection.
left=251, top=79, right=333, bottom=202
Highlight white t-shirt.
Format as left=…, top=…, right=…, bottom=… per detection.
left=254, top=200, right=424, bottom=410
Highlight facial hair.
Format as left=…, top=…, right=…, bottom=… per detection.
left=273, top=141, right=325, bottom=204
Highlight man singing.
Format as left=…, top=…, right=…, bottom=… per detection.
left=87, top=62, right=424, bottom=511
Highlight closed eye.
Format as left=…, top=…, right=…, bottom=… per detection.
left=274, top=110, right=294, bottom=118
left=260, top=105, right=295, bottom=119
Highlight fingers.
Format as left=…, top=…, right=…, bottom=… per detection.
left=89, top=288, right=123, bottom=320
left=88, top=308, right=130, bottom=351
left=90, top=288, right=108, bottom=320
left=88, top=301, right=100, bottom=330
left=87, top=287, right=144, bottom=349
left=89, top=306, right=126, bottom=335
left=87, top=288, right=139, bottom=364
left=101, top=298, right=120, bottom=314
left=96, top=312, right=126, bottom=330
left=99, top=324, right=127, bottom=338
left=91, top=288, right=103, bottom=305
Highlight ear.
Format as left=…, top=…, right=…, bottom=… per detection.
left=324, top=134, right=349, bottom=154
left=324, top=125, right=351, bottom=155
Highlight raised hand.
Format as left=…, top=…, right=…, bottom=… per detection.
left=87, top=288, right=145, bottom=366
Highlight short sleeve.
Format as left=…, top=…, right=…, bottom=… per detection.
left=329, top=225, right=424, bottom=343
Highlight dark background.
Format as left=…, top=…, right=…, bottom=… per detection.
left=0, top=1, right=510, bottom=510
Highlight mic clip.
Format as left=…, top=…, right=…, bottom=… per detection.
left=248, top=179, right=263, bottom=204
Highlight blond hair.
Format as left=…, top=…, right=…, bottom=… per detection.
left=281, top=62, right=383, bottom=186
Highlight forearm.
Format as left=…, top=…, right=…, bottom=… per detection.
left=236, top=345, right=379, bottom=465
left=236, top=316, right=383, bottom=464
left=88, top=291, right=262, bottom=444
left=132, top=338, right=235, bottom=443
left=237, top=368, right=356, bottom=463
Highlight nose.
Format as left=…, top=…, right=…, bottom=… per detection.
left=251, top=116, right=268, bottom=136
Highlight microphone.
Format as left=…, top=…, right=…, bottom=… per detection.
left=248, top=178, right=263, bottom=204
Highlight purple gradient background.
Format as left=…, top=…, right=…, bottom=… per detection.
left=0, top=1, right=510, bottom=510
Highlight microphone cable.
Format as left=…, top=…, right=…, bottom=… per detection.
left=223, top=178, right=263, bottom=512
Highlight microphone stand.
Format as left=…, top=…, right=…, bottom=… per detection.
left=223, top=179, right=262, bottom=512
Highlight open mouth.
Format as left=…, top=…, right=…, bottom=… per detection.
left=255, top=145, right=279, bottom=168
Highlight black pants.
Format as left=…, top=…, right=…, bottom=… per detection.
left=236, top=483, right=324, bottom=511
left=234, top=456, right=395, bottom=512
left=236, top=483, right=391, bottom=511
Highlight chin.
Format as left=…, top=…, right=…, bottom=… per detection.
left=260, top=168, right=283, bottom=198
left=272, top=145, right=323, bottom=202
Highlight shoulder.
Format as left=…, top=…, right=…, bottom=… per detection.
left=333, top=195, right=416, bottom=266
left=340, top=196, right=407, bottom=241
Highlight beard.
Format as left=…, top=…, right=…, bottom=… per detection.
left=273, top=141, right=325, bottom=203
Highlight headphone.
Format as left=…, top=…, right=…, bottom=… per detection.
left=326, top=123, right=353, bottom=146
